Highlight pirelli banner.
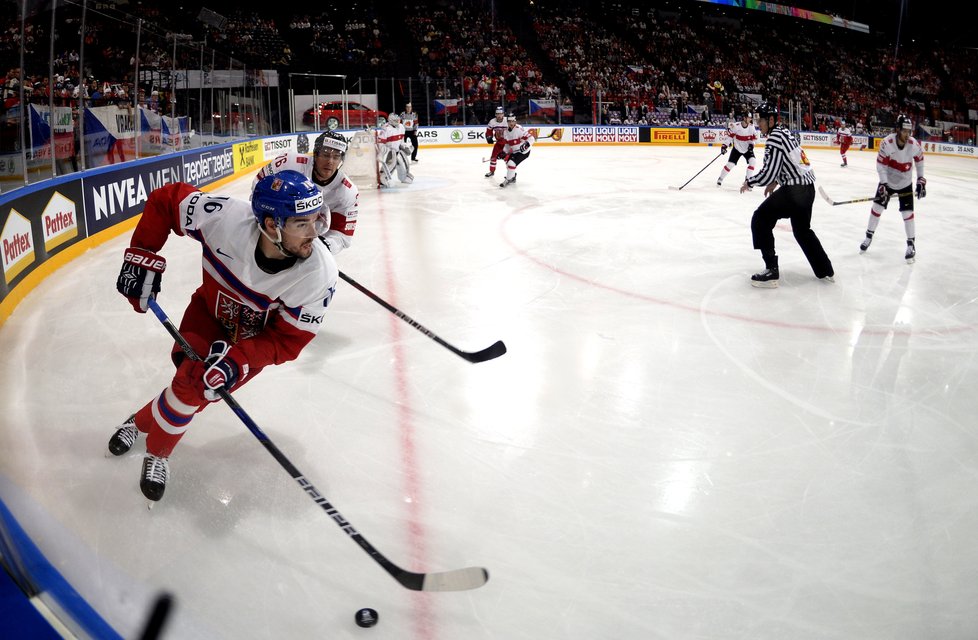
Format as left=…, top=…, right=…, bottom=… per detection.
left=643, top=128, right=690, bottom=144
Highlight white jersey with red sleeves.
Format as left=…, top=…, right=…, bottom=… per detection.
left=876, top=133, right=925, bottom=190
left=836, top=126, right=853, bottom=145
left=727, top=120, right=758, bottom=154
left=253, top=152, right=359, bottom=255
left=486, top=116, right=508, bottom=142
left=378, top=122, right=406, bottom=152
left=131, top=182, right=337, bottom=369
left=501, top=124, right=534, bottom=155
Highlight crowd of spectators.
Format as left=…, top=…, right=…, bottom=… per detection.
left=0, top=0, right=974, bottom=139
left=404, top=1, right=555, bottom=123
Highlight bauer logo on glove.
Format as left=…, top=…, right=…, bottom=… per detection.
left=117, top=247, right=166, bottom=313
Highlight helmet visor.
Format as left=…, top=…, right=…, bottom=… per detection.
left=282, top=211, right=330, bottom=239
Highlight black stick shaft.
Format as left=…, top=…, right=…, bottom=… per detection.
left=674, top=150, right=725, bottom=190
left=338, top=271, right=506, bottom=363
left=146, top=299, right=487, bottom=591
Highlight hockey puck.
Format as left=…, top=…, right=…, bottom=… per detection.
left=355, top=608, right=379, bottom=628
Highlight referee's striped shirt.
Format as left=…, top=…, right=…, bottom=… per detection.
left=747, top=124, right=815, bottom=188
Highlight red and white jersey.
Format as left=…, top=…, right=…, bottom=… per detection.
left=378, top=122, right=406, bottom=152
left=836, top=126, right=853, bottom=145
left=131, top=182, right=337, bottom=369
left=486, top=116, right=508, bottom=143
left=254, top=152, right=359, bottom=254
left=727, top=120, right=758, bottom=153
left=876, top=133, right=925, bottom=190
left=501, top=124, right=534, bottom=155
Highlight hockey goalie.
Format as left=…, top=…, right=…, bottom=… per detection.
left=377, top=113, right=414, bottom=187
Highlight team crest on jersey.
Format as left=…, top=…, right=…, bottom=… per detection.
left=216, top=291, right=267, bottom=343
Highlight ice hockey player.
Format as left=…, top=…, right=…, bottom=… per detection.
left=836, top=119, right=853, bottom=167
left=717, top=108, right=759, bottom=186
left=739, top=102, right=834, bottom=287
left=859, top=114, right=925, bottom=263
left=377, top=112, right=414, bottom=187
left=109, top=171, right=337, bottom=502
left=253, top=131, right=359, bottom=255
left=484, top=106, right=508, bottom=177
left=498, top=113, right=534, bottom=188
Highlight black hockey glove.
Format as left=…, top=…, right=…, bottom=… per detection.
left=117, top=247, right=165, bottom=313
left=720, top=144, right=728, bottom=154
left=518, top=142, right=530, bottom=154
left=486, top=134, right=494, bottom=144
left=915, top=177, right=926, bottom=199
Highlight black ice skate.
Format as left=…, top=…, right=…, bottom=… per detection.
left=107, top=415, right=139, bottom=456
left=905, top=239, right=916, bottom=264
left=141, top=453, right=170, bottom=502
left=859, top=231, right=874, bottom=252
left=484, top=170, right=494, bottom=178
left=500, top=176, right=516, bottom=188
left=750, top=267, right=779, bottom=288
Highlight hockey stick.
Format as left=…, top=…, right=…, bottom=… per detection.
left=818, top=185, right=912, bottom=206
left=146, top=299, right=490, bottom=592
left=481, top=129, right=562, bottom=162
left=338, top=271, right=507, bottom=363
left=668, top=150, right=725, bottom=190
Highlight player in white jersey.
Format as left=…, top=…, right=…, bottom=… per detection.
left=836, top=120, right=853, bottom=167
left=253, top=131, right=360, bottom=255
left=717, top=109, right=758, bottom=186
left=484, top=106, right=508, bottom=177
left=377, top=112, right=414, bottom=186
left=498, top=113, right=534, bottom=188
left=859, top=114, right=925, bottom=262
left=109, top=170, right=338, bottom=502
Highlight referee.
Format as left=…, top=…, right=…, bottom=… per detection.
left=740, top=102, right=834, bottom=287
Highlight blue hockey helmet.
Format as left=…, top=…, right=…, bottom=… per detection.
left=252, top=170, right=326, bottom=236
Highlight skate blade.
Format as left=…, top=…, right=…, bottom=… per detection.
left=750, top=280, right=779, bottom=289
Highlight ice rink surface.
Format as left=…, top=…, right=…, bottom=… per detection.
left=2, top=142, right=978, bottom=639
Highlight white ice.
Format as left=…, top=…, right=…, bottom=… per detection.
left=2, top=143, right=978, bottom=640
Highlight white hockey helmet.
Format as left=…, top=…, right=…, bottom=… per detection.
left=495, top=106, right=504, bottom=114
left=506, top=113, right=517, bottom=123
left=387, top=112, right=401, bottom=124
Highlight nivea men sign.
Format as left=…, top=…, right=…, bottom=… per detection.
left=182, top=146, right=235, bottom=188
left=83, top=157, right=183, bottom=236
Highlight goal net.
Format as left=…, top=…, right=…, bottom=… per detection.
left=342, top=129, right=380, bottom=190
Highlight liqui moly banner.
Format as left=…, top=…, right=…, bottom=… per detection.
left=84, top=105, right=136, bottom=164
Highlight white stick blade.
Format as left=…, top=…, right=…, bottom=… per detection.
left=817, top=185, right=835, bottom=205
left=421, top=567, right=489, bottom=592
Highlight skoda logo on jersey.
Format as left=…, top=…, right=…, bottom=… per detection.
left=295, top=192, right=324, bottom=213
left=451, top=130, right=463, bottom=143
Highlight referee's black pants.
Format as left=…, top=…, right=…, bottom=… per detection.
left=751, top=183, right=833, bottom=278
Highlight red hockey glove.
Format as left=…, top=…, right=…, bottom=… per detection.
left=117, top=247, right=166, bottom=313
